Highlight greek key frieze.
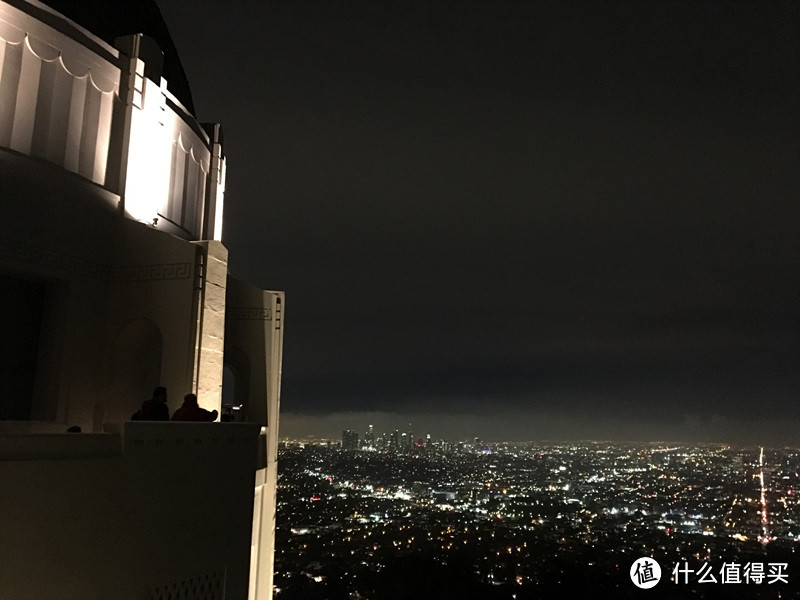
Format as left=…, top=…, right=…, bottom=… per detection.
left=110, top=262, right=193, bottom=282
left=0, top=238, right=191, bottom=282
left=225, top=306, right=273, bottom=320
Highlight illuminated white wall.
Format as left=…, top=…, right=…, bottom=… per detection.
left=122, top=72, right=214, bottom=239
left=0, top=1, right=118, bottom=186
left=0, top=1, right=224, bottom=243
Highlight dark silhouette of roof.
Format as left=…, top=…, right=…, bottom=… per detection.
left=38, top=0, right=196, bottom=116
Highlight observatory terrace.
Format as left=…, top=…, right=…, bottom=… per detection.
left=0, top=1, right=284, bottom=599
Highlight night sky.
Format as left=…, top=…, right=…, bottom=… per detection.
left=157, top=1, right=799, bottom=443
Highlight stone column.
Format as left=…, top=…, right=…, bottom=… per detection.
left=190, top=240, right=228, bottom=414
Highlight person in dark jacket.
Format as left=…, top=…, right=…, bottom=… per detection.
left=132, top=386, right=170, bottom=421
left=171, top=393, right=218, bottom=422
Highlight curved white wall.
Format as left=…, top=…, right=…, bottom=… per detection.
left=0, top=0, right=225, bottom=241
left=0, top=3, right=117, bottom=185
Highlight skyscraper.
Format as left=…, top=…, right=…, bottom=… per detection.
left=364, top=423, right=374, bottom=448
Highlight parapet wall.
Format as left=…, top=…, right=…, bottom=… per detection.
left=0, top=421, right=261, bottom=600
left=0, top=0, right=224, bottom=241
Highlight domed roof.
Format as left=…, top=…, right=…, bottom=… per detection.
left=40, top=0, right=195, bottom=116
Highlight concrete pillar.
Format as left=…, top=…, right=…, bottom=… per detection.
left=191, top=240, right=228, bottom=415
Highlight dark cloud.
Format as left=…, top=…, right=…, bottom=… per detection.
left=157, top=1, right=800, bottom=440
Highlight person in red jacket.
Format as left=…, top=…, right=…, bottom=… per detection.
left=171, top=393, right=218, bottom=422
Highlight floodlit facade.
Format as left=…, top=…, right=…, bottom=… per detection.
left=0, top=1, right=282, bottom=598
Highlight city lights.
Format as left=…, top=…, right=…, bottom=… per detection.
left=274, top=438, right=800, bottom=597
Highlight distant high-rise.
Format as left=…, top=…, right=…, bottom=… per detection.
left=342, top=429, right=359, bottom=451
left=364, top=424, right=375, bottom=448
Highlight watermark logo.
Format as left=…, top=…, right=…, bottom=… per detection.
left=631, top=557, right=661, bottom=589
left=672, top=561, right=788, bottom=585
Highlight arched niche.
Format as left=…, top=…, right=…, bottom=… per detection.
left=222, top=346, right=250, bottom=422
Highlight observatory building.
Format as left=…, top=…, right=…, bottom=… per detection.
left=0, top=0, right=283, bottom=598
